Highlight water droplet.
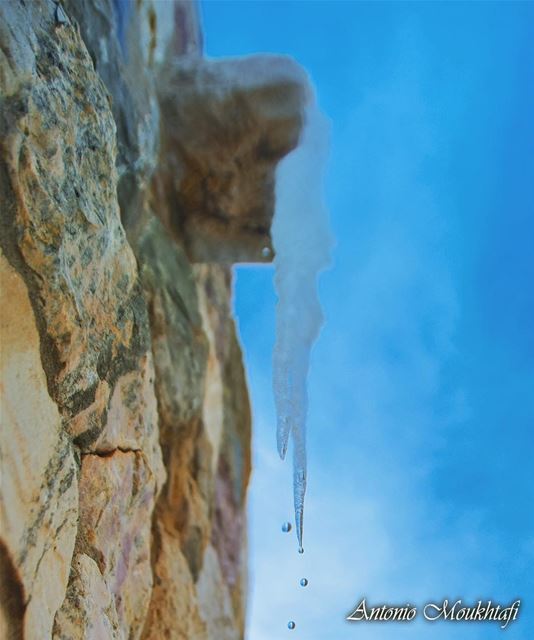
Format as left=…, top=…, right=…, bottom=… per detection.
left=300, top=578, right=308, bottom=587
left=298, top=546, right=304, bottom=554
left=261, top=246, right=271, bottom=258
left=281, top=522, right=292, bottom=533
left=287, top=621, right=296, bottom=630
left=55, top=4, right=67, bottom=25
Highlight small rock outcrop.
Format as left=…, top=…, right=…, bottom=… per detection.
left=156, top=55, right=307, bottom=263
left=0, top=1, right=306, bottom=638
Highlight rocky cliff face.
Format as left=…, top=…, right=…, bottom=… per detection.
left=0, top=1, right=305, bottom=639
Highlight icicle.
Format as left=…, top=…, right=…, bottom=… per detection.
left=272, top=96, right=332, bottom=552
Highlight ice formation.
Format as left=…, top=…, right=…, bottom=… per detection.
left=272, top=95, right=332, bottom=552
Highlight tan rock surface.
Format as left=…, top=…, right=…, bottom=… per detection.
left=0, top=0, right=150, bottom=451
left=156, top=55, right=308, bottom=263
left=1, top=3, right=162, bottom=638
left=67, top=450, right=158, bottom=639
left=1, top=1, right=305, bottom=638
left=53, top=553, right=121, bottom=640
left=0, top=252, right=78, bottom=639
left=141, top=523, right=207, bottom=640
left=196, top=545, right=240, bottom=640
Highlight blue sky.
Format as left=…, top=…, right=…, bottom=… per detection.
left=201, top=2, right=534, bottom=638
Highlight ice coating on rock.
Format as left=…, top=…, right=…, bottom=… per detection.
left=272, top=96, right=332, bottom=551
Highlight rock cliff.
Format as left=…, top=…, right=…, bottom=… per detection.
left=0, top=1, right=306, bottom=638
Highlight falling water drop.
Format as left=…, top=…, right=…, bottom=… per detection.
left=300, top=578, right=308, bottom=587
left=298, top=546, right=304, bottom=554
left=287, top=621, right=296, bottom=630
left=281, top=522, right=292, bottom=533
left=54, top=3, right=68, bottom=25
left=262, top=246, right=272, bottom=258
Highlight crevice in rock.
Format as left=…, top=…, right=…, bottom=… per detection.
left=0, top=539, right=25, bottom=640
left=80, top=446, right=143, bottom=458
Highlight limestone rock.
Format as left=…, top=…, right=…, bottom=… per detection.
left=1, top=2, right=162, bottom=637
left=62, top=0, right=203, bottom=235
left=65, top=450, right=158, bottom=639
left=196, top=545, right=240, bottom=640
left=137, top=217, right=209, bottom=429
left=53, top=553, right=121, bottom=640
left=138, top=243, right=251, bottom=637
left=1, top=0, right=303, bottom=638
left=156, top=55, right=308, bottom=263
left=62, top=0, right=158, bottom=180
left=0, top=0, right=150, bottom=451
left=0, top=253, right=78, bottom=639
left=93, top=352, right=165, bottom=483
left=141, top=523, right=207, bottom=640
left=62, top=0, right=158, bottom=234
left=137, top=216, right=213, bottom=598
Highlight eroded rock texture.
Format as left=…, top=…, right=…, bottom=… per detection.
left=0, top=1, right=306, bottom=638
left=156, top=56, right=307, bottom=263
